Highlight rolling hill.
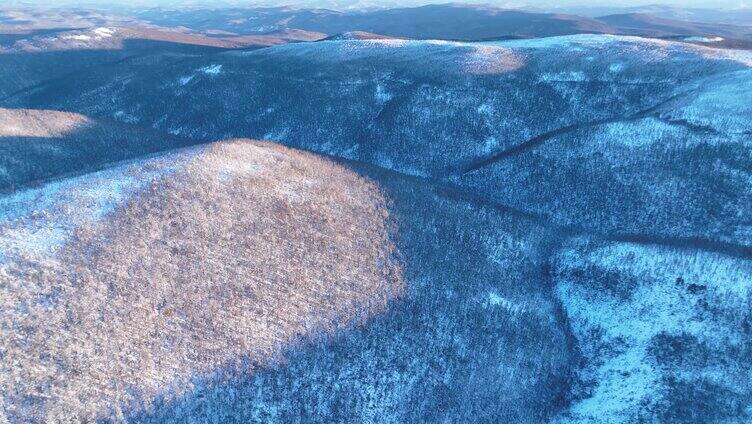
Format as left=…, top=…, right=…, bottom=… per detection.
left=0, top=107, right=200, bottom=191
left=0, top=133, right=575, bottom=421
left=10, top=34, right=750, bottom=244
left=1, top=11, right=751, bottom=423
left=0, top=138, right=403, bottom=421
left=598, top=13, right=752, bottom=41
left=560, top=5, right=752, bottom=26
left=133, top=4, right=752, bottom=42
left=0, top=24, right=323, bottom=100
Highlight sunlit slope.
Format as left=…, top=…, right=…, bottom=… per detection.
left=0, top=139, right=405, bottom=421
left=0, top=135, right=577, bottom=422
left=0, top=27, right=217, bottom=99
left=0, top=107, right=197, bottom=191
left=0, top=25, right=320, bottom=100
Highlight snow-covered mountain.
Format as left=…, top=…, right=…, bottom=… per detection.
left=132, top=4, right=752, bottom=42
left=12, top=34, right=750, bottom=243
left=0, top=24, right=324, bottom=99
left=1, top=21, right=751, bottom=424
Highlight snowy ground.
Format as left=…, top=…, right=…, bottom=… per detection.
left=1, top=34, right=751, bottom=421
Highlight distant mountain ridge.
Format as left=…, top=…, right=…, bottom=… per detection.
left=132, top=4, right=752, bottom=42
left=558, top=4, right=752, bottom=26
left=598, top=13, right=752, bottom=39
left=4, top=4, right=750, bottom=48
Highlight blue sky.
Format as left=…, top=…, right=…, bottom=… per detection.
left=5, top=0, right=751, bottom=7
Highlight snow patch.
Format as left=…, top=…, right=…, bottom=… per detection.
left=93, top=27, right=115, bottom=38
left=0, top=154, right=188, bottom=261
left=601, top=118, right=680, bottom=148
left=477, top=103, right=493, bottom=115
left=200, top=64, right=223, bottom=75
left=481, top=136, right=498, bottom=154
left=426, top=39, right=453, bottom=46
left=497, top=34, right=622, bottom=50
left=363, top=39, right=409, bottom=48
left=554, top=241, right=752, bottom=422
left=487, top=292, right=525, bottom=315
left=169, top=127, right=185, bottom=136
left=540, top=70, right=587, bottom=82
left=608, top=63, right=625, bottom=73
left=666, top=69, right=752, bottom=134
left=685, top=36, right=724, bottom=43
left=113, top=110, right=138, bottom=124
left=62, top=34, right=91, bottom=41
left=375, top=83, right=392, bottom=103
